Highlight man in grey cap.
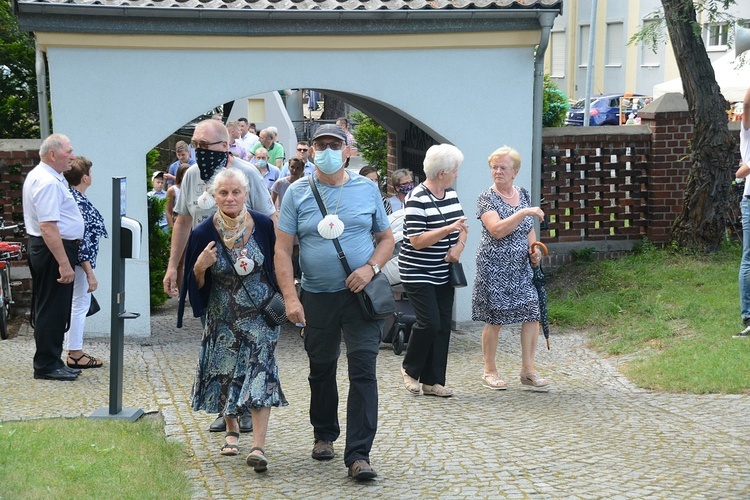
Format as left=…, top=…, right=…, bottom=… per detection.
left=275, top=124, right=394, bottom=480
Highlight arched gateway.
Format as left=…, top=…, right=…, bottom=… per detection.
left=14, top=0, right=561, bottom=334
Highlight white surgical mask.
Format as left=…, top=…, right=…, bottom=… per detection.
left=314, top=148, right=344, bottom=174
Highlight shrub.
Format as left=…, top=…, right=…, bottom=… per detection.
left=543, top=75, right=570, bottom=128
left=351, top=111, right=388, bottom=178
left=146, top=148, right=170, bottom=309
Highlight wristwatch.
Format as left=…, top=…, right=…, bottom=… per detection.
left=368, top=262, right=380, bottom=275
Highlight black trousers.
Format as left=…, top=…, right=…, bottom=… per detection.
left=302, top=289, right=381, bottom=466
left=28, top=236, right=77, bottom=374
left=402, top=282, right=455, bottom=386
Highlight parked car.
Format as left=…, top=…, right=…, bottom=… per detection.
left=565, top=94, right=646, bottom=126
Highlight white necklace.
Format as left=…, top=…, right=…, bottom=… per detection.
left=496, top=186, right=516, bottom=199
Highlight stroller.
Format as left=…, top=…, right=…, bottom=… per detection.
left=380, top=210, right=417, bottom=355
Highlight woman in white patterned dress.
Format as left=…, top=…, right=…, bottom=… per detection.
left=471, top=146, right=550, bottom=391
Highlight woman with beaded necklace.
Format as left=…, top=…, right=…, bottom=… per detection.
left=471, top=146, right=549, bottom=391
left=179, top=167, right=287, bottom=472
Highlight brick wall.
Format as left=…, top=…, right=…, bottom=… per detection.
left=0, top=140, right=40, bottom=308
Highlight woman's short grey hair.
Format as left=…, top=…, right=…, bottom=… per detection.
left=208, top=167, right=249, bottom=195
left=390, top=168, right=413, bottom=187
left=422, top=144, right=464, bottom=180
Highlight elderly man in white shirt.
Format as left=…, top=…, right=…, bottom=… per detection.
left=23, top=134, right=85, bottom=381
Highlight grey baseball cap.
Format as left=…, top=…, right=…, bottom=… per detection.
left=312, top=124, right=347, bottom=143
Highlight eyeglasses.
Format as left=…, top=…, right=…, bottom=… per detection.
left=398, top=181, right=413, bottom=187
left=191, top=139, right=224, bottom=149
left=490, top=165, right=514, bottom=172
left=312, top=141, right=344, bottom=151
left=297, top=148, right=309, bottom=152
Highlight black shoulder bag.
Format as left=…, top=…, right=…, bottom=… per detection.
left=220, top=241, right=287, bottom=328
left=424, top=188, right=468, bottom=288
left=308, top=175, right=395, bottom=321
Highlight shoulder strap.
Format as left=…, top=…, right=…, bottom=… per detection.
left=423, top=185, right=457, bottom=245
left=308, top=175, right=353, bottom=276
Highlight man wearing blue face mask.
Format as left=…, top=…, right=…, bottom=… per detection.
left=253, top=147, right=281, bottom=191
left=275, top=123, right=395, bottom=481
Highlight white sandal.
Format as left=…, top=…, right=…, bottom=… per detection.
left=482, top=372, right=508, bottom=390
left=422, top=383, right=453, bottom=397
left=519, top=371, right=550, bottom=390
left=400, top=366, right=421, bottom=395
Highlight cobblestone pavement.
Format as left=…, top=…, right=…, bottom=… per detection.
left=1, top=301, right=748, bottom=498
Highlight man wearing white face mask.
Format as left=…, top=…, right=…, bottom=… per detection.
left=164, top=119, right=276, bottom=435
left=253, top=147, right=281, bottom=191
left=275, top=124, right=395, bottom=481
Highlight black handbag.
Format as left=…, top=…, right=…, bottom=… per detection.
left=424, top=188, right=468, bottom=288
left=86, top=294, right=101, bottom=317
left=221, top=243, right=288, bottom=328
left=308, top=175, right=395, bottom=321
left=448, top=262, right=468, bottom=288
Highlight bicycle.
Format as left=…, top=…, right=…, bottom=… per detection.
left=0, top=219, right=24, bottom=340
left=726, top=180, right=745, bottom=244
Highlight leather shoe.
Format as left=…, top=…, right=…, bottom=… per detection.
left=208, top=415, right=226, bottom=433
left=348, top=460, right=377, bottom=480
left=63, top=365, right=82, bottom=375
left=34, top=367, right=78, bottom=381
left=239, top=413, right=253, bottom=433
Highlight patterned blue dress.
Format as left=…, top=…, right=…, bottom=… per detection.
left=191, top=234, right=287, bottom=416
left=471, top=186, right=540, bottom=325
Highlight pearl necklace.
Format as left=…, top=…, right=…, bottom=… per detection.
left=495, top=185, right=516, bottom=199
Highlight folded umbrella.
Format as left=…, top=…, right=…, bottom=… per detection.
left=530, top=241, right=550, bottom=350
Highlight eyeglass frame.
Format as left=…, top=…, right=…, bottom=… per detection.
left=191, top=139, right=225, bottom=149
left=490, top=164, right=515, bottom=173
left=296, top=147, right=309, bottom=152
left=312, top=140, right=345, bottom=151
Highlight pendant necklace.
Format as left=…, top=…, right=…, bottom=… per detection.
left=316, top=175, right=346, bottom=239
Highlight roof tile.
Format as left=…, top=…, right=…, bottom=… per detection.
left=17, top=0, right=562, bottom=10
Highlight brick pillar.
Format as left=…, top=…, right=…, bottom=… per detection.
left=638, top=94, right=693, bottom=244
left=386, top=131, right=398, bottom=196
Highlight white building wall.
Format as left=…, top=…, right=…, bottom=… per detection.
left=46, top=43, right=536, bottom=331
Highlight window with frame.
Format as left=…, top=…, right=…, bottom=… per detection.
left=705, top=23, right=728, bottom=49
left=641, top=19, right=660, bottom=67
left=550, top=31, right=566, bottom=77
left=579, top=25, right=590, bottom=67
left=606, top=22, right=623, bottom=66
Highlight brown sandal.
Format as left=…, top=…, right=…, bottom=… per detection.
left=67, top=352, right=103, bottom=369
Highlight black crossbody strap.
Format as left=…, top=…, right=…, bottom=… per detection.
left=423, top=185, right=458, bottom=246
left=308, top=174, right=353, bottom=276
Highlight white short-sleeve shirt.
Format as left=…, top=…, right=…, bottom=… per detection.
left=22, top=162, right=84, bottom=239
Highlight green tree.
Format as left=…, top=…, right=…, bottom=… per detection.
left=0, top=0, right=39, bottom=138
left=351, top=111, right=387, bottom=175
left=631, top=0, right=740, bottom=252
left=543, top=74, right=570, bottom=128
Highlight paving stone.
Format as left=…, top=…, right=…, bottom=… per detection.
left=1, top=299, right=748, bottom=498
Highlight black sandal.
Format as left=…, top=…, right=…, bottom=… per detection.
left=67, top=352, right=103, bottom=369
left=246, top=446, right=268, bottom=472
left=220, top=432, right=240, bottom=456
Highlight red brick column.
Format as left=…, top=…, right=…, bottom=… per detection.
left=639, top=98, right=693, bottom=243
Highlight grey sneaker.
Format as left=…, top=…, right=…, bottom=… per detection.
left=734, top=325, right=750, bottom=338
left=311, top=439, right=334, bottom=460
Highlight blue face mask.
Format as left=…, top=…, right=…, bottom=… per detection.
left=314, top=148, right=344, bottom=174
left=256, top=159, right=268, bottom=169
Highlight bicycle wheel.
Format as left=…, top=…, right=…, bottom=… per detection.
left=0, top=271, right=7, bottom=340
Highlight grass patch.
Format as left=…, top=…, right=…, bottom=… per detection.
left=547, top=241, right=750, bottom=394
left=0, top=415, right=192, bottom=499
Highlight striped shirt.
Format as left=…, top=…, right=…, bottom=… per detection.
left=398, top=183, right=464, bottom=285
